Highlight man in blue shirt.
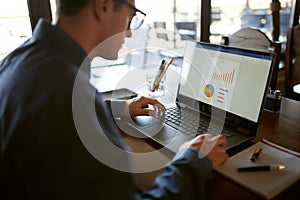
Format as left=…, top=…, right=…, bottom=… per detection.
left=0, top=0, right=228, bottom=199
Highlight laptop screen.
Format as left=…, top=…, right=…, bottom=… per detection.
left=179, top=41, right=274, bottom=123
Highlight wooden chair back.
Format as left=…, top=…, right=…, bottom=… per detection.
left=284, top=0, right=300, bottom=100
left=284, top=25, right=300, bottom=99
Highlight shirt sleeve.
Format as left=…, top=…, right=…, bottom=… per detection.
left=105, top=99, right=213, bottom=200
left=137, top=148, right=212, bottom=200
left=106, top=99, right=129, bottom=118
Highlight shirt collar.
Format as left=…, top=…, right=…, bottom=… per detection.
left=32, top=19, right=91, bottom=66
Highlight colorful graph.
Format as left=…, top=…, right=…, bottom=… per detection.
left=204, top=84, right=215, bottom=98
left=212, top=69, right=236, bottom=84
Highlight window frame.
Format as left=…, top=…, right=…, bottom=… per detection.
left=27, top=0, right=52, bottom=31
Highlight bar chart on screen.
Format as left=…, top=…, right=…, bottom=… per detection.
left=211, top=68, right=236, bottom=84
left=199, top=58, right=239, bottom=110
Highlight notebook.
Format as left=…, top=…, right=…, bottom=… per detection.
left=214, top=139, right=300, bottom=199
left=124, top=41, right=276, bottom=153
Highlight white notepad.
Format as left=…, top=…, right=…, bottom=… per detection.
left=215, top=139, right=300, bottom=199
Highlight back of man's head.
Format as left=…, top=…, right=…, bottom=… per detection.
left=56, top=0, right=123, bottom=16
left=56, top=0, right=90, bottom=16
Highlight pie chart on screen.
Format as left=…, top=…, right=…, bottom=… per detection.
left=204, top=84, right=214, bottom=98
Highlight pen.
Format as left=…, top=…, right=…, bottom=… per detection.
left=237, top=164, right=286, bottom=172
left=152, top=58, right=174, bottom=91
left=151, top=59, right=166, bottom=91
left=250, top=147, right=263, bottom=162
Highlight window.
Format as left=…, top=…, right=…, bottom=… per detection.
left=0, top=0, right=31, bottom=60
left=50, top=0, right=57, bottom=23
left=210, top=0, right=293, bottom=44
left=135, top=0, right=200, bottom=49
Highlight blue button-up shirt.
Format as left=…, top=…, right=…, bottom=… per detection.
left=0, top=19, right=212, bottom=200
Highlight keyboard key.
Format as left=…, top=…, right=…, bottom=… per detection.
left=165, top=107, right=234, bottom=139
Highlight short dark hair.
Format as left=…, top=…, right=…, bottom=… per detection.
left=56, top=0, right=90, bottom=16
left=56, top=0, right=123, bottom=16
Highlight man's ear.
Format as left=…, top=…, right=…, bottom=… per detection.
left=93, top=0, right=113, bottom=21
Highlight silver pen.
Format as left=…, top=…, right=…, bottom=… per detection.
left=238, top=164, right=286, bottom=172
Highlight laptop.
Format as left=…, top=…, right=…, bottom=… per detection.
left=120, top=41, right=275, bottom=154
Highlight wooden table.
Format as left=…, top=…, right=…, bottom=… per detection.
left=205, top=97, right=300, bottom=200
left=121, top=97, right=300, bottom=198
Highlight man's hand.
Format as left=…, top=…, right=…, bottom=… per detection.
left=126, top=96, right=166, bottom=117
left=184, top=134, right=228, bottom=168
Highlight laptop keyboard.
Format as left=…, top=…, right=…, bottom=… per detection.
left=165, top=107, right=234, bottom=138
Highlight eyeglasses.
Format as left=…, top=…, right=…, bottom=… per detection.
left=116, top=0, right=146, bottom=30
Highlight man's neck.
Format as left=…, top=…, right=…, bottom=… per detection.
left=56, top=16, right=96, bottom=55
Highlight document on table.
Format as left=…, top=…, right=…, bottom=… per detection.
left=215, top=139, right=300, bottom=199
